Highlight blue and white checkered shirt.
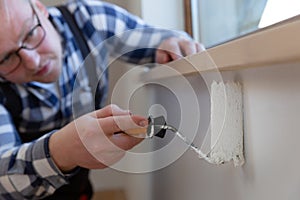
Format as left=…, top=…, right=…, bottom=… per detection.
left=0, top=0, right=183, bottom=199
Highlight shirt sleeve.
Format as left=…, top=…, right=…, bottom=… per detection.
left=0, top=105, right=70, bottom=199
left=72, top=0, right=190, bottom=64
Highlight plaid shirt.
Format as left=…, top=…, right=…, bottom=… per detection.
left=0, top=0, right=182, bottom=199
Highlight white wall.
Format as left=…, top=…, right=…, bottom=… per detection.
left=150, top=62, right=300, bottom=200
left=141, top=0, right=184, bottom=30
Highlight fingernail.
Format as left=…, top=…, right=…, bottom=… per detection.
left=139, top=120, right=148, bottom=127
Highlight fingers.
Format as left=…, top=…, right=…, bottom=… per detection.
left=155, top=37, right=206, bottom=64
left=182, top=40, right=197, bottom=56
left=156, top=37, right=181, bottom=63
left=180, top=40, right=205, bottom=55
left=110, top=133, right=144, bottom=150
left=94, top=104, right=130, bottom=118
left=98, top=114, right=148, bottom=136
left=98, top=114, right=147, bottom=151
left=155, top=49, right=171, bottom=63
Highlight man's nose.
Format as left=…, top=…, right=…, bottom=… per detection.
left=18, top=49, right=41, bottom=70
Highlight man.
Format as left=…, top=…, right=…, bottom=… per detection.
left=0, top=0, right=203, bottom=199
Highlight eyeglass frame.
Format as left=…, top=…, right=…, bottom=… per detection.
left=0, top=1, right=46, bottom=71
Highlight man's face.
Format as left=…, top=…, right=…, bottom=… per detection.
left=0, top=0, right=62, bottom=83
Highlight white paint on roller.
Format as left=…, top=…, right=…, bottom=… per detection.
left=210, top=81, right=244, bottom=166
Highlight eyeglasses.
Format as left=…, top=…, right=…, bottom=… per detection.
left=0, top=2, right=46, bottom=74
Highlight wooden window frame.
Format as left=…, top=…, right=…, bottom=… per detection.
left=184, top=0, right=193, bottom=37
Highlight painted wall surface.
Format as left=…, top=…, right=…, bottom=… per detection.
left=141, top=0, right=184, bottom=30
left=149, top=62, right=300, bottom=200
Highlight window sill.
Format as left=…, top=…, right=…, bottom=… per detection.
left=143, top=15, right=300, bottom=81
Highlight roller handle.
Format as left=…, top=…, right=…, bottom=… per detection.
left=114, top=116, right=167, bottom=138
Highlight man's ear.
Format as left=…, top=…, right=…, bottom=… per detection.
left=34, top=0, right=49, bottom=18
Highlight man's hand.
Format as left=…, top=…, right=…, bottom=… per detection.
left=155, top=37, right=205, bottom=64
left=49, top=104, right=148, bottom=172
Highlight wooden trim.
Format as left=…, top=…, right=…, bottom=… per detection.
left=142, top=16, right=300, bottom=81
left=184, top=0, right=193, bottom=36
